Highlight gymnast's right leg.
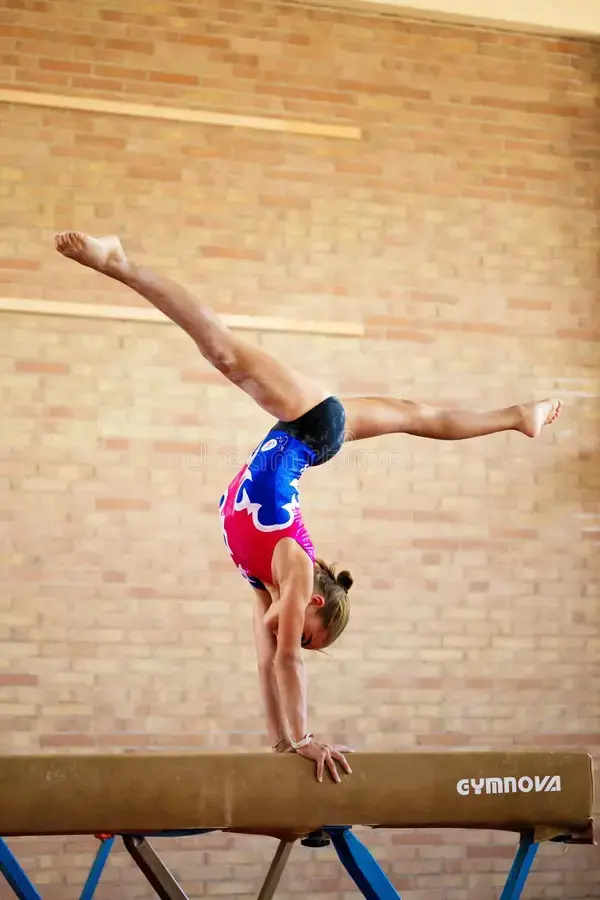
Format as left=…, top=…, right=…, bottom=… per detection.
left=54, top=232, right=328, bottom=422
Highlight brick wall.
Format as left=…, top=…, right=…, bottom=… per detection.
left=1, top=1, right=599, bottom=897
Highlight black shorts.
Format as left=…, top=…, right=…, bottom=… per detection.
left=269, top=396, right=346, bottom=467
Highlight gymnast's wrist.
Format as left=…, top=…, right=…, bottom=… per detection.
left=290, top=733, right=313, bottom=750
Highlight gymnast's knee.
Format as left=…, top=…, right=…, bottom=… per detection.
left=195, top=339, right=238, bottom=377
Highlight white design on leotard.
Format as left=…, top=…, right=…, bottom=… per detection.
left=233, top=467, right=300, bottom=533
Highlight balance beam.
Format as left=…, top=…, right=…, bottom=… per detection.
left=0, top=751, right=594, bottom=900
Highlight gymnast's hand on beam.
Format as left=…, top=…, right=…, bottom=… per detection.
left=295, top=737, right=353, bottom=784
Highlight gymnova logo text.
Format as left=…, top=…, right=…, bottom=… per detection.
left=456, top=776, right=562, bottom=796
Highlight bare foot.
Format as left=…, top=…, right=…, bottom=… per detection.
left=54, top=231, right=128, bottom=276
left=518, top=399, right=562, bottom=438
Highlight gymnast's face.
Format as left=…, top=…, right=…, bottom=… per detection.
left=300, top=595, right=327, bottom=652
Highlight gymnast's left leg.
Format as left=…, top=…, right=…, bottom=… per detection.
left=53, top=231, right=328, bottom=422
left=342, top=396, right=562, bottom=442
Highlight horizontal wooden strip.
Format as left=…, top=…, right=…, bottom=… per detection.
left=0, top=298, right=366, bottom=338
left=0, top=89, right=362, bottom=141
left=3, top=298, right=597, bottom=344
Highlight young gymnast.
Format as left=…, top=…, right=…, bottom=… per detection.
left=55, top=232, right=562, bottom=783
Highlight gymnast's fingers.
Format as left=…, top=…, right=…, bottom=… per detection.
left=330, top=748, right=352, bottom=775
left=325, top=752, right=341, bottom=784
left=316, top=753, right=326, bottom=784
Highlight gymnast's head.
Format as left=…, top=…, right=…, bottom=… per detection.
left=301, top=559, right=352, bottom=651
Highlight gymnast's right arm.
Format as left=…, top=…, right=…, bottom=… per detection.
left=270, top=565, right=309, bottom=741
left=274, top=561, right=352, bottom=783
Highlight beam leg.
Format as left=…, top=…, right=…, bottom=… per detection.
left=256, top=840, right=294, bottom=900
left=0, top=838, right=43, bottom=900
left=123, top=836, right=190, bottom=900
left=499, top=833, right=539, bottom=900
left=325, top=828, right=401, bottom=900
left=79, top=837, right=115, bottom=900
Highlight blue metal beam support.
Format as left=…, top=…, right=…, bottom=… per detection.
left=325, top=827, right=401, bottom=900
left=79, top=836, right=115, bottom=900
left=499, top=832, right=540, bottom=900
left=0, top=838, right=43, bottom=900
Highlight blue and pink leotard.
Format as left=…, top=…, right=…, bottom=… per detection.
left=220, top=396, right=346, bottom=590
